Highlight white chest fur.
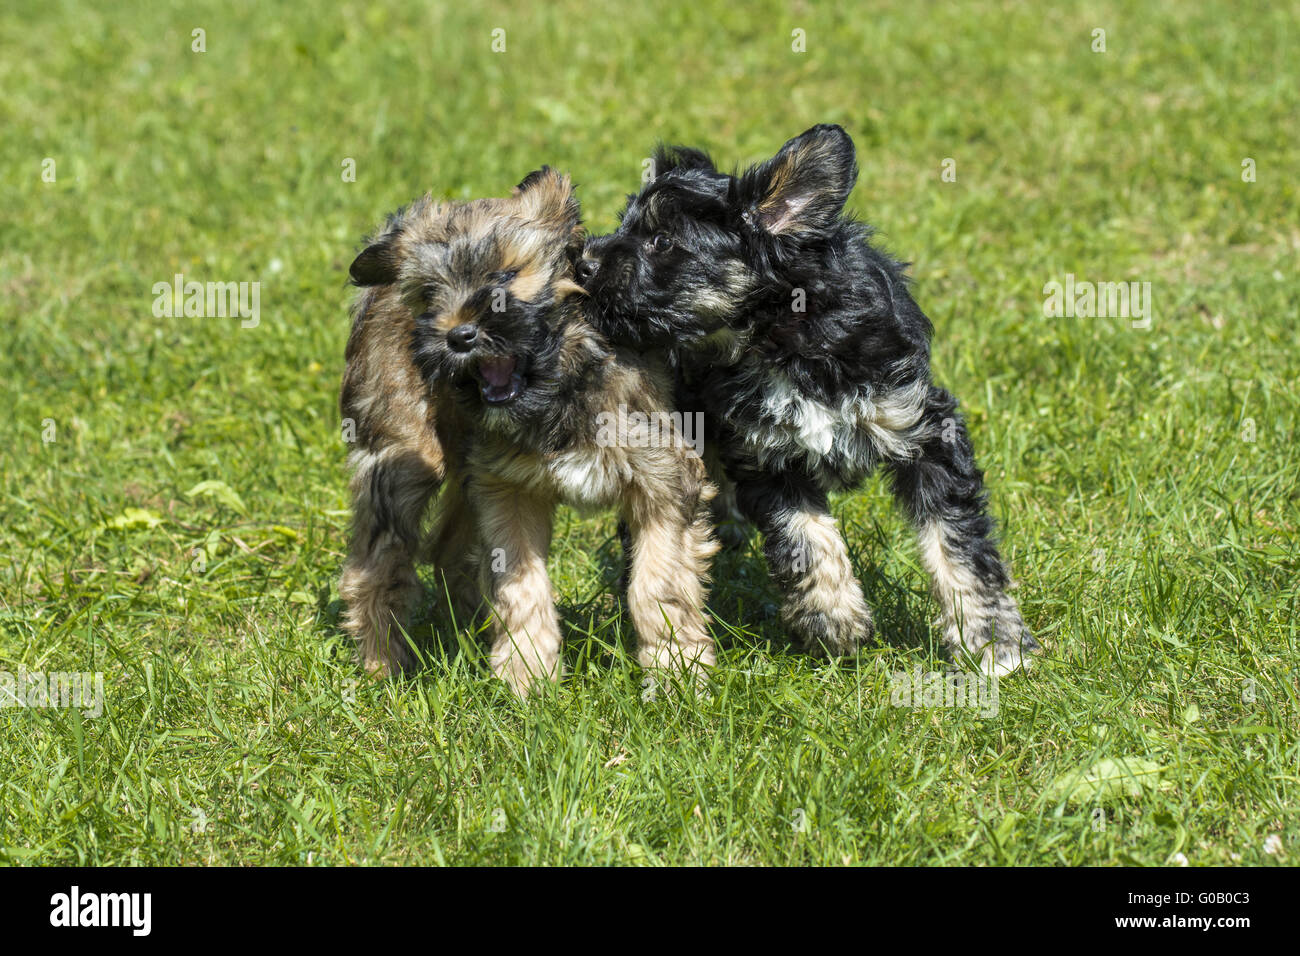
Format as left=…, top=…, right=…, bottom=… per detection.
left=759, top=373, right=842, bottom=457
left=742, top=371, right=929, bottom=468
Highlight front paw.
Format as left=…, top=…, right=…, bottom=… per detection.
left=954, top=596, right=1040, bottom=677
left=491, top=646, right=560, bottom=698
left=785, top=602, right=874, bottom=658
left=360, top=634, right=418, bottom=679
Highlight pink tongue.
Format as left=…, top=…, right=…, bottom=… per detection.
left=479, top=356, right=517, bottom=387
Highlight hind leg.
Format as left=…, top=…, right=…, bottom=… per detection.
left=622, top=486, right=720, bottom=681
left=425, top=475, right=482, bottom=622
left=339, top=447, right=442, bottom=677
left=886, top=385, right=1039, bottom=675
left=735, top=471, right=873, bottom=656
left=703, top=437, right=748, bottom=549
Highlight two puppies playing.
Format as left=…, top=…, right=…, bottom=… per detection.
left=339, top=125, right=1040, bottom=697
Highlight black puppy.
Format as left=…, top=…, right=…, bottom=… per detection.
left=580, top=124, right=1039, bottom=675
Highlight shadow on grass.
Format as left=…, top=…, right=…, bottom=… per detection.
left=586, top=518, right=936, bottom=665
left=316, top=516, right=937, bottom=686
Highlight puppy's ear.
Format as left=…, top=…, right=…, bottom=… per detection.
left=515, top=167, right=554, bottom=193
left=514, top=165, right=582, bottom=230
left=651, top=144, right=716, bottom=179
left=350, top=200, right=424, bottom=286
left=743, top=124, right=857, bottom=236
left=349, top=237, right=398, bottom=286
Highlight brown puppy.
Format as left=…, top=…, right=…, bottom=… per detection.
left=338, top=168, right=719, bottom=696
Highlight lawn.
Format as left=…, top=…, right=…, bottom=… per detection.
left=1, top=0, right=1296, bottom=865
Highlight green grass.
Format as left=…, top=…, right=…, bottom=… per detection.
left=1, top=0, right=1297, bottom=866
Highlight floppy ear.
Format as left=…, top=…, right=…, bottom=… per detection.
left=651, top=144, right=716, bottom=179
left=743, top=124, right=857, bottom=236
left=349, top=200, right=423, bottom=286
left=349, top=237, right=398, bottom=286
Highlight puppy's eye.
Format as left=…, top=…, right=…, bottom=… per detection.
left=651, top=233, right=673, bottom=253
left=487, top=269, right=518, bottom=285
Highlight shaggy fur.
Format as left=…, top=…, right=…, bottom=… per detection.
left=579, top=125, right=1039, bottom=675
left=339, top=168, right=719, bottom=696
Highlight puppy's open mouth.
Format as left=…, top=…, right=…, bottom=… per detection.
left=475, top=355, right=525, bottom=405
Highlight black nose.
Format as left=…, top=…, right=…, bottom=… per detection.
left=576, top=258, right=600, bottom=284
left=447, top=324, right=478, bottom=352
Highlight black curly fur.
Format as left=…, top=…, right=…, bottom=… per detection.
left=581, top=125, right=1039, bottom=673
